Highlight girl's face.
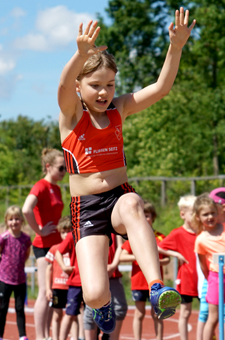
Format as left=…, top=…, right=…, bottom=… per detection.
left=60, top=230, right=70, bottom=240
left=197, top=204, right=218, bottom=230
left=48, top=156, right=66, bottom=183
left=144, top=212, right=154, bottom=226
left=77, top=67, right=116, bottom=114
left=7, top=214, right=23, bottom=234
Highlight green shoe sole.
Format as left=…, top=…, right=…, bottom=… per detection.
left=158, top=290, right=181, bottom=309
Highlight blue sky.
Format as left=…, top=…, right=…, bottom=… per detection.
left=0, top=1, right=109, bottom=122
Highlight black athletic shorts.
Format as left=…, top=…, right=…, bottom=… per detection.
left=70, top=182, right=136, bottom=245
left=51, top=289, right=68, bottom=309
left=33, top=245, right=50, bottom=259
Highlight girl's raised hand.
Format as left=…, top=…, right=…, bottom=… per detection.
left=168, top=7, right=196, bottom=50
left=77, top=20, right=108, bottom=57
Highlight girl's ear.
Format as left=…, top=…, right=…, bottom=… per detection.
left=76, top=80, right=81, bottom=93
left=45, top=163, right=50, bottom=172
left=196, top=214, right=200, bottom=222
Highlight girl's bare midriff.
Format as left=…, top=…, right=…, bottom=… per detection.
left=69, top=166, right=128, bottom=197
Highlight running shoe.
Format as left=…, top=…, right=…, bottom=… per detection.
left=150, top=283, right=181, bottom=319
left=92, top=300, right=116, bottom=334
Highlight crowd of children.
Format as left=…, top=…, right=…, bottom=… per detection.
left=1, top=187, right=225, bottom=340
left=2, top=6, right=225, bottom=340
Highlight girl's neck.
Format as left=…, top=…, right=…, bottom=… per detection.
left=8, top=228, right=22, bottom=238
left=204, top=222, right=223, bottom=236
left=44, top=173, right=57, bottom=185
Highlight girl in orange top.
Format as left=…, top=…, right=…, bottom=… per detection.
left=194, top=194, right=225, bottom=340
left=58, top=8, right=196, bottom=334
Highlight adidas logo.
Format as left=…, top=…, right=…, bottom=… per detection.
left=78, top=134, right=85, bottom=140
left=83, top=221, right=94, bottom=227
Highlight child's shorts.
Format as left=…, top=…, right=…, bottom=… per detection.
left=51, top=289, right=68, bottom=309
left=132, top=290, right=150, bottom=302
left=206, top=271, right=225, bottom=305
left=70, top=182, right=136, bottom=244
left=181, top=294, right=199, bottom=304
left=65, top=286, right=83, bottom=316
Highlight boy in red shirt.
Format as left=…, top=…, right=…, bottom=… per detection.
left=55, top=231, right=84, bottom=340
left=120, top=201, right=170, bottom=340
left=158, top=195, right=198, bottom=340
left=45, top=216, right=73, bottom=340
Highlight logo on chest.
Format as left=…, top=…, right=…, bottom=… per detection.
left=115, top=125, right=122, bottom=140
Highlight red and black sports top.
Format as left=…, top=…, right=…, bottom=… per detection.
left=62, top=103, right=127, bottom=174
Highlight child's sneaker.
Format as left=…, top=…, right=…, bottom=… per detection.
left=92, top=300, right=116, bottom=334
left=19, top=337, right=29, bottom=340
left=150, top=283, right=181, bottom=319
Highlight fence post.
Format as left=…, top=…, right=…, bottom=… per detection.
left=161, top=180, right=166, bottom=207
left=213, top=253, right=225, bottom=340
left=191, top=180, right=196, bottom=195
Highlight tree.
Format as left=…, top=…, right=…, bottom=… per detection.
left=96, top=0, right=170, bottom=94
left=0, top=116, right=62, bottom=185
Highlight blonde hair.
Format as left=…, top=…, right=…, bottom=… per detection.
left=4, top=205, right=25, bottom=229
left=177, top=195, right=196, bottom=211
left=41, top=148, right=63, bottom=175
left=143, top=201, right=157, bottom=222
left=57, top=216, right=71, bottom=232
left=76, top=50, right=118, bottom=81
left=192, top=193, right=218, bottom=234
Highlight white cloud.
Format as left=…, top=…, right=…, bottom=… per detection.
left=14, top=33, right=48, bottom=51
left=13, top=6, right=94, bottom=51
left=0, top=57, right=15, bottom=75
left=10, top=7, right=26, bottom=18
left=0, top=74, right=21, bottom=99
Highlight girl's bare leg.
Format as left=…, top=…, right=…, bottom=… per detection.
left=203, top=304, right=218, bottom=340
left=151, top=305, right=163, bottom=340
left=76, top=235, right=110, bottom=308
left=111, top=193, right=162, bottom=283
left=133, top=301, right=146, bottom=340
left=34, top=257, right=51, bottom=340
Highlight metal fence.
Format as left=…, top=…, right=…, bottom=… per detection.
left=1, top=175, right=225, bottom=209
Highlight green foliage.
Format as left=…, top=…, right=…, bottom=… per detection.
left=97, top=0, right=169, bottom=94
left=0, top=116, right=62, bottom=186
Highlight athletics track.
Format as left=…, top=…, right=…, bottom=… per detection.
left=3, top=299, right=220, bottom=340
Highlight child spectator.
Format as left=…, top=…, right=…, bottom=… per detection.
left=83, top=234, right=127, bottom=340
left=158, top=195, right=198, bottom=340
left=193, top=193, right=225, bottom=340
left=0, top=205, right=32, bottom=340
left=45, top=216, right=76, bottom=340
left=120, top=201, right=170, bottom=340
left=55, top=232, right=84, bottom=340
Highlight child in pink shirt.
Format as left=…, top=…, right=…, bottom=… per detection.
left=0, top=205, right=31, bottom=340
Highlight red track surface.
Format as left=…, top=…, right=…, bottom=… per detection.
left=4, top=300, right=219, bottom=340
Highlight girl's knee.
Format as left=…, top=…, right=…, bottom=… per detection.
left=119, top=194, right=143, bottom=216
left=83, top=287, right=110, bottom=309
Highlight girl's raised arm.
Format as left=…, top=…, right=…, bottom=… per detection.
left=58, top=21, right=107, bottom=117
left=120, top=7, right=196, bottom=118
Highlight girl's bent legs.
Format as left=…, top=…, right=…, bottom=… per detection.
left=14, top=282, right=27, bottom=337
left=133, top=301, right=146, bottom=340
left=203, top=304, right=218, bottom=340
left=150, top=305, right=163, bottom=340
left=0, top=281, right=12, bottom=337
left=178, top=302, right=192, bottom=340
left=76, top=235, right=110, bottom=308
left=34, top=256, right=51, bottom=340
left=111, top=193, right=161, bottom=284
